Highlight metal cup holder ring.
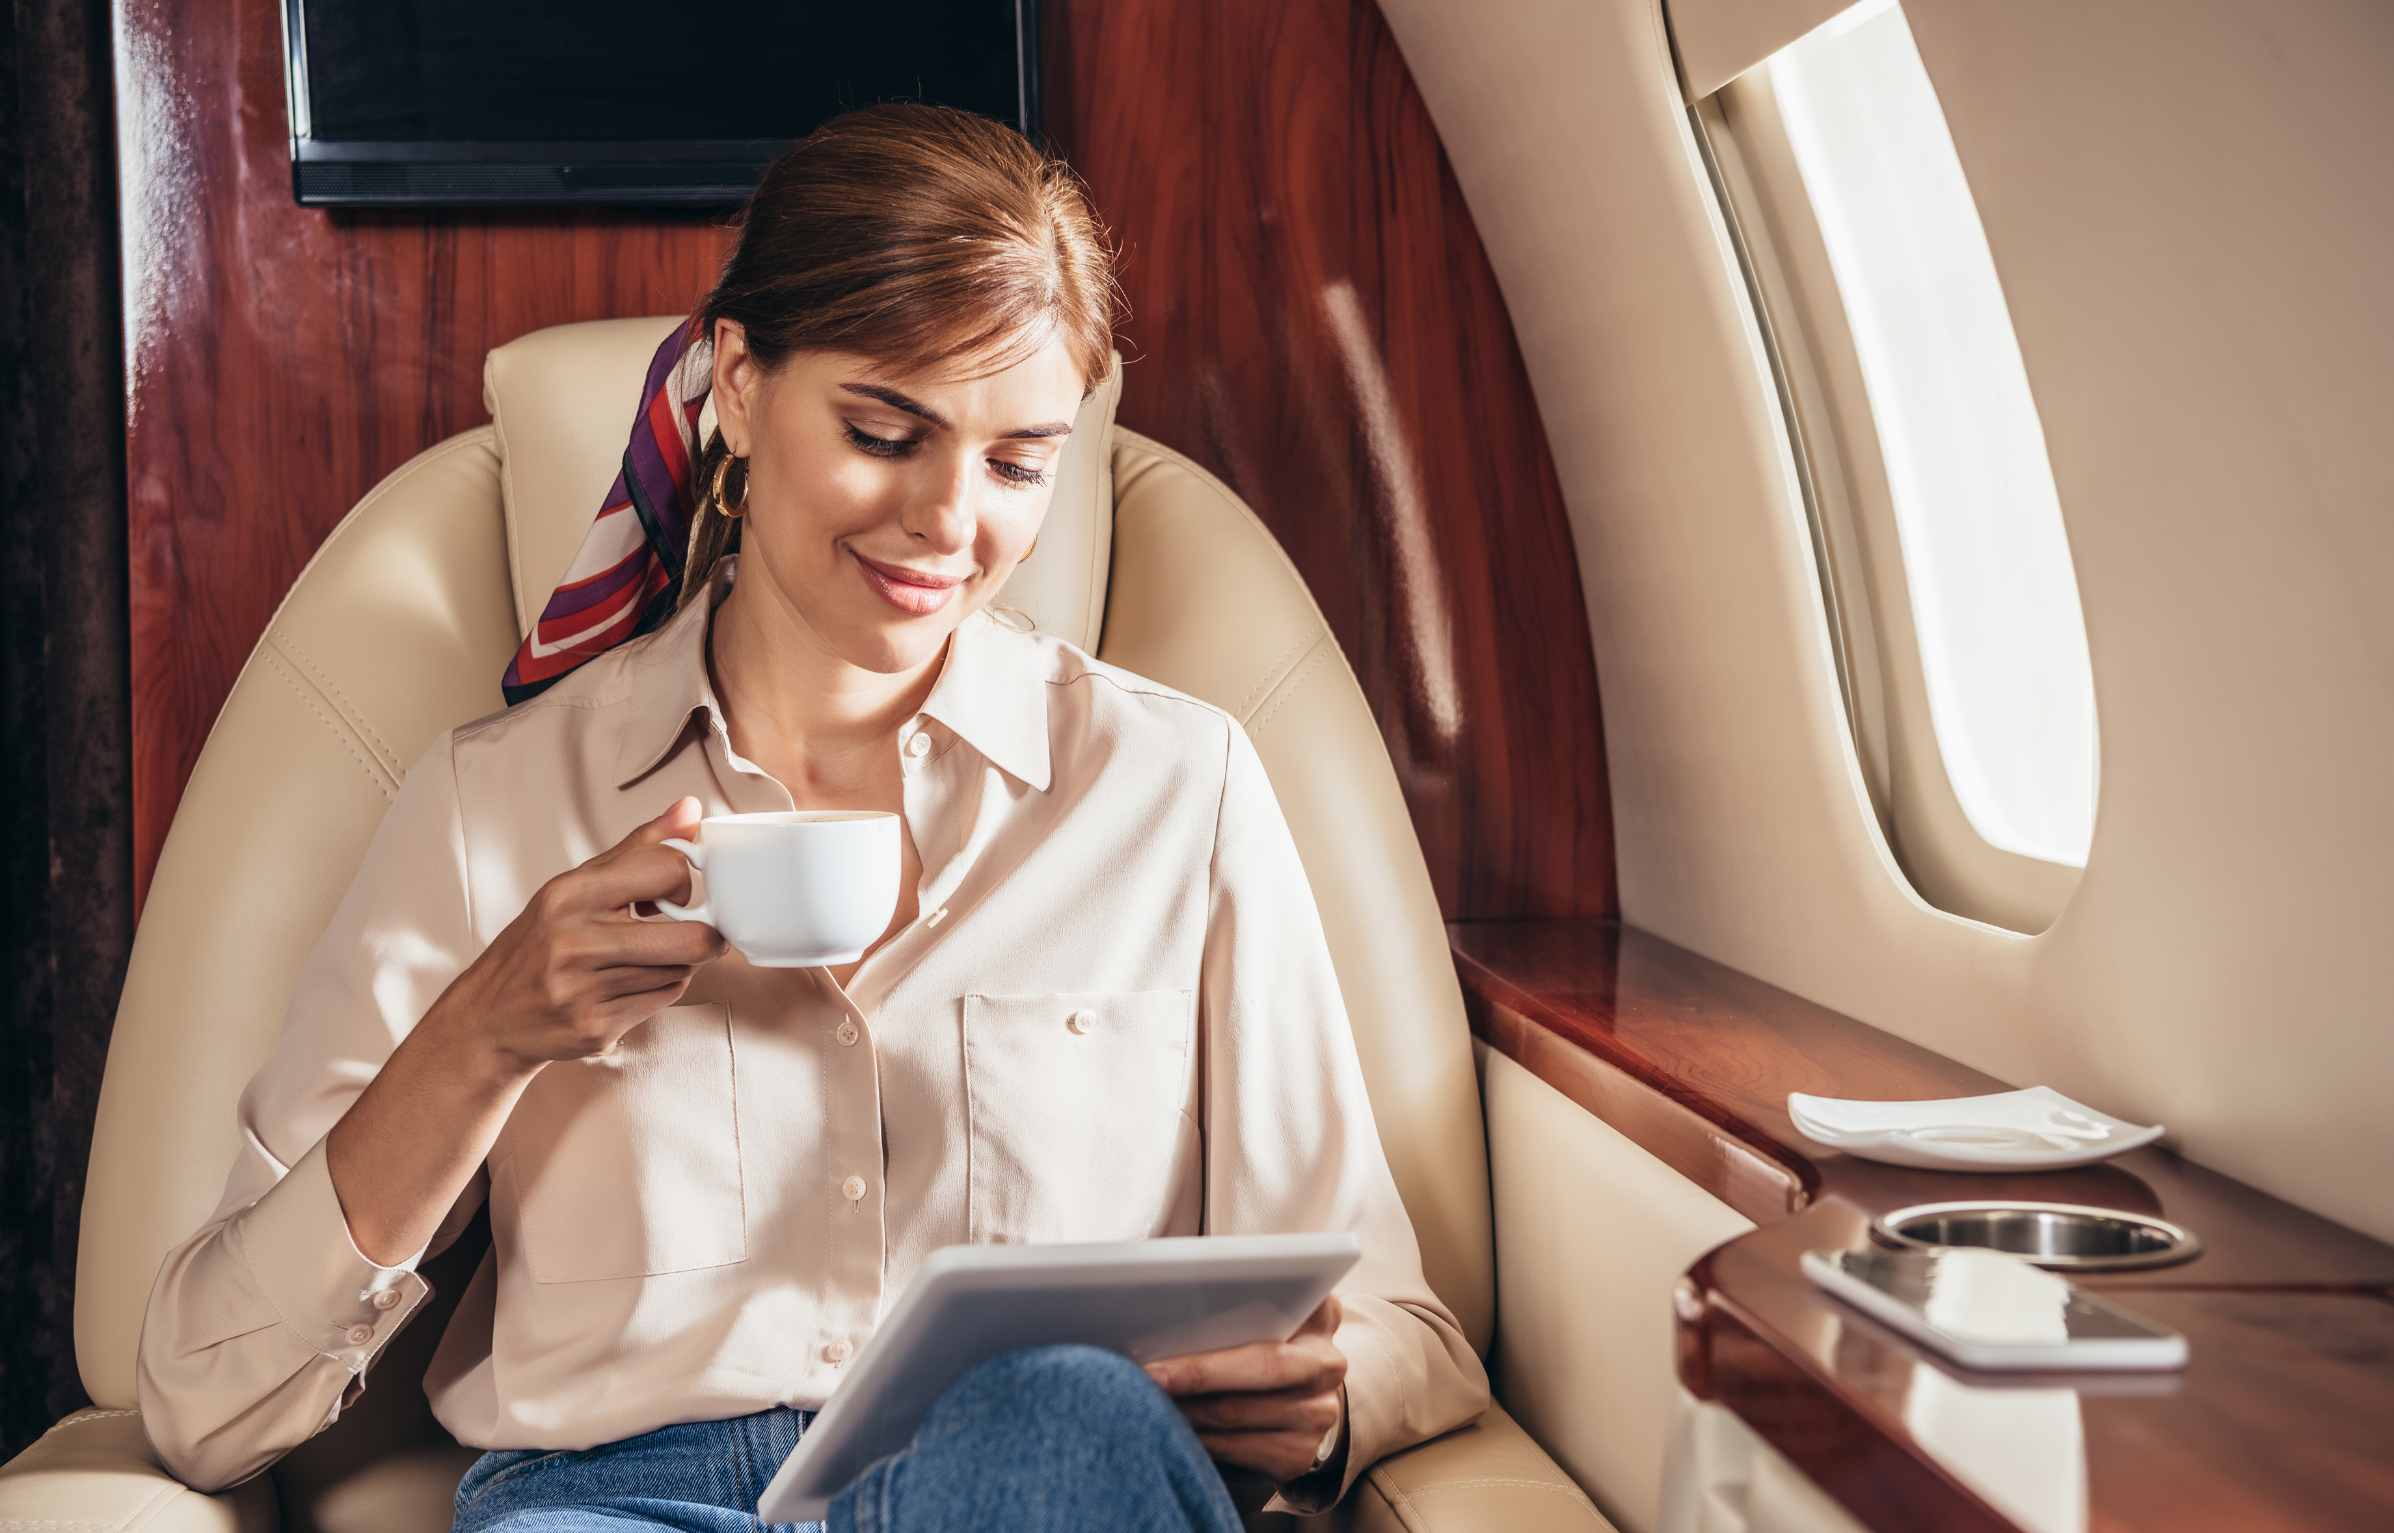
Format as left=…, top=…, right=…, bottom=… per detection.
left=1870, top=1199, right=2203, bottom=1272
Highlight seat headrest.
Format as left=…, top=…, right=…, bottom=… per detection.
left=482, top=317, right=1123, bottom=653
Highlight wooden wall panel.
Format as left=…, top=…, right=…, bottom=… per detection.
left=1041, top=0, right=1613, bottom=918
left=114, top=0, right=730, bottom=912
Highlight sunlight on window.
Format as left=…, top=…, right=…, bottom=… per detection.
left=1772, top=0, right=2097, bottom=867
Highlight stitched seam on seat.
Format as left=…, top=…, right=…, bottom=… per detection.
left=1365, top=1465, right=1431, bottom=1533
left=1394, top=1476, right=1601, bottom=1498
left=260, top=648, right=399, bottom=801
left=1371, top=1465, right=1603, bottom=1532
left=269, top=632, right=404, bottom=780
left=1234, top=629, right=1327, bottom=722
left=1246, top=637, right=1330, bottom=739
left=50, top=1405, right=140, bottom=1429
left=114, top=1477, right=194, bottom=1532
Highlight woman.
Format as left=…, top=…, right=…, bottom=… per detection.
left=134, top=104, right=1488, bottom=1531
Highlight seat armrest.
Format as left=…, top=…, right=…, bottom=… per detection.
left=1348, top=1399, right=1619, bottom=1533
left=0, top=1408, right=279, bottom=1532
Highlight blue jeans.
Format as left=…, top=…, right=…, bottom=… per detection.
left=449, top=1343, right=1249, bottom=1531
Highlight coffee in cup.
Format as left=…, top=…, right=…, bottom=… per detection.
left=648, top=810, right=901, bottom=967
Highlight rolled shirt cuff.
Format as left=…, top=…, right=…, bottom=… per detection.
left=229, top=1132, right=435, bottom=1382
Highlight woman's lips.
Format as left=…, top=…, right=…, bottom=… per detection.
left=851, top=549, right=961, bottom=615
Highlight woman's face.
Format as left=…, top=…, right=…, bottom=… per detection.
left=710, top=321, right=1087, bottom=675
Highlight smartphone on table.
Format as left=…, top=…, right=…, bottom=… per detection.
left=1801, top=1246, right=2188, bottom=1371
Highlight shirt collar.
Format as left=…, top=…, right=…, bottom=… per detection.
left=610, top=552, right=1053, bottom=793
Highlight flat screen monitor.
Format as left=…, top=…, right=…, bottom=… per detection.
left=281, top=0, right=1036, bottom=207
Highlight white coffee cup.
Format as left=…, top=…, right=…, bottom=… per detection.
left=649, top=810, right=901, bottom=967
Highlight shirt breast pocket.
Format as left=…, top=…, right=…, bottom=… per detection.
left=495, top=1001, right=748, bottom=1284
left=962, top=988, right=1197, bottom=1245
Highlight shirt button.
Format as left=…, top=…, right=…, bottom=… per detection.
left=904, top=730, right=932, bottom=759
left=842, top=1174, right=868, bottom=1201
left=345, top=1324, right=375, bottom=1345
left=370, top=1288, right=402, bottom=1311
left=835, top=1019, right=860, bottom=1046
left=823, top=1339, right=854, bottom=1365
left=1066, top=1008, right=1096, bottom=1034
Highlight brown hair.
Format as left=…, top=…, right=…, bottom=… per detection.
left=679, top=102, right=1124, bottom=607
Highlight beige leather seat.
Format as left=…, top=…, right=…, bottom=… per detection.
left=0, top=318, right=1613, bottom=1533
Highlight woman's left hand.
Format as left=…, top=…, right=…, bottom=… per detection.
left=1142, top=1292, right=1348, bottom=1484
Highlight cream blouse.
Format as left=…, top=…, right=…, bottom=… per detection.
left=133, top=551, right=1489, bottom=1515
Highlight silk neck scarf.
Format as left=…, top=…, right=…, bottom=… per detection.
left=501, top=313, right=718, bottom=706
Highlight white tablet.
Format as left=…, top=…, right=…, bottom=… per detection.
left=756, top=1231, right=1363, bottom=1523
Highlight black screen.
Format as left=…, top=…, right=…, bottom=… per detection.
left=286, top=0, right=1031, bottom=206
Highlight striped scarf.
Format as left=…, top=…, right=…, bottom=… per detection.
left=500, top=313, right=717, bottom=706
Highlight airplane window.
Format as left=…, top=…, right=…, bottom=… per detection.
left=1694, top=0, right=2099, bottom=929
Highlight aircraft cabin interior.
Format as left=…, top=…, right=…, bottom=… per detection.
left=2, top=1, right=2388, bottom=1531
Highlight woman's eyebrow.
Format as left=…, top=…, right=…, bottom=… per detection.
left=839, top=382, right=1073, bottom=440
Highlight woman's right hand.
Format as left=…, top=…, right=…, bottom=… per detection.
left=431, top=795, right=729, bottom=1077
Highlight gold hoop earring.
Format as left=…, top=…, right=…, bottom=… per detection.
left=711, top=451, right=750, bottom=518
left=1021, top=536, right=1037, bottom=562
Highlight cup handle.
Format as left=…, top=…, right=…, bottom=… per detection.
left=648, top=836, right=713, bottom=925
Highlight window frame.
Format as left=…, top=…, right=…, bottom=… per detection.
left=1691, top=65, right=2087, bottom=934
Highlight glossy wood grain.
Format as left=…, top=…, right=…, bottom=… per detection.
left=1459, top=918, right=2394, bottom=1531
left=1042, top=0, right=1615, bottom=920
left=1453, top=918, right=2394, bottom=1287
left=1683, top=1201, right=2394, bottom=1533
left=115, top=0, right=732, bottom=912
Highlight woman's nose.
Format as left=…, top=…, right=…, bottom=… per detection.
left=904, top=457, right=978, bottom=550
